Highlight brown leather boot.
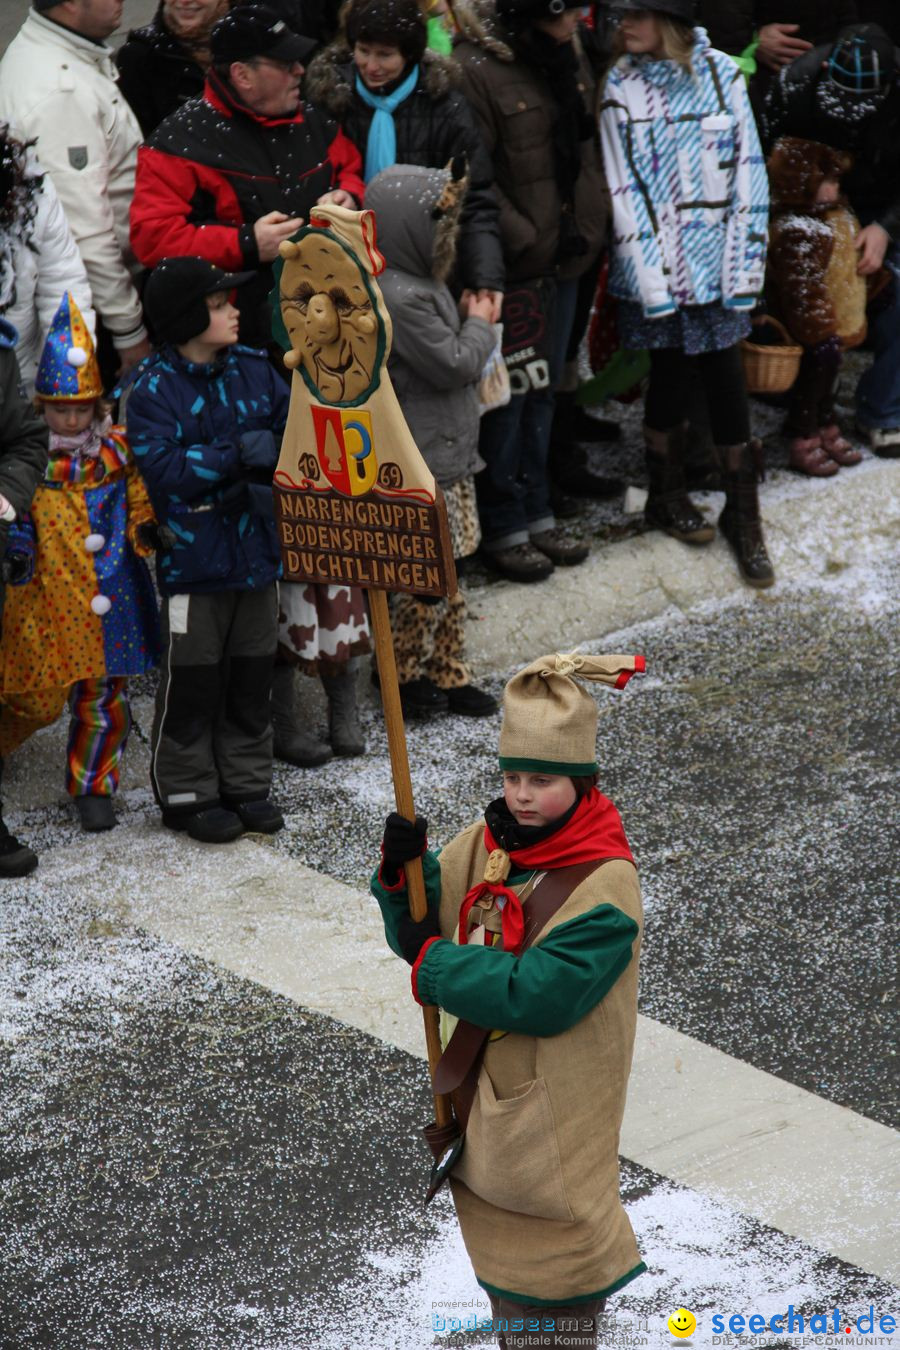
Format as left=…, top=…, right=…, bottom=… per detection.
left=644, top=424, right=715, bottom=545
left=718, top=441, right=775, bottom=589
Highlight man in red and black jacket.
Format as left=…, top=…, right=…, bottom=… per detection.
left=130, top=5, right=364, bottom=347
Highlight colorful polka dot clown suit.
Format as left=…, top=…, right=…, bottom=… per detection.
left=0, top=293, right=160, bottom=813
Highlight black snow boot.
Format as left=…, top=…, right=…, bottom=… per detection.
left=718, top=442, right=775, bottom=589
left=321, top=660, right=365, bottom=757
left=271, top=664, right=333, bottom=767
left=0, top=758, right=38, bottom=877
left=75, top=795, right=117, bottom=832
left=644, top=423, right=715, bottom=545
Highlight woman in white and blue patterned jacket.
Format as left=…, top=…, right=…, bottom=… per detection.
left=600, top=0, right=774, bottom=588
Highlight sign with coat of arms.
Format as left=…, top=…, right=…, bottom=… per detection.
left=272, top=204, right=456, bottom=600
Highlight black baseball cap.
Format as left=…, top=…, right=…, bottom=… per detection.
left=144, top=257, right=256, bottom=345
left=211, top=5, right=317, bottom=67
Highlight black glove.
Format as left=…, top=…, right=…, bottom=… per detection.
left=239, top=428, right=278, bottom=470
left=397, top=910, right=441, bottom=966
left=1, top=551, right=30, bottom=585
left=136, top=521, right=163, bottom=553
left=381, top=811, right=428, bottom=882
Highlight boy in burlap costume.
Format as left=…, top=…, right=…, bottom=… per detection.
left=372, top=652, right=647, bottom=1349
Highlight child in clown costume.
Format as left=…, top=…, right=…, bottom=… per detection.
left=0, top=293, right=159, bottom=832
left=372, top=652, right=646, bottom=1350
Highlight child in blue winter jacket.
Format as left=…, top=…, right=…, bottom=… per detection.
left=126, top=257, right=287, bottom=845
left=600, top=0, right=774, bottom=588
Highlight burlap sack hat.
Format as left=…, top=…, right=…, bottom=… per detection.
left=499, top=652, right=645, bottom=775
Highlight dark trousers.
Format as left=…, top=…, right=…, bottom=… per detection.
left=476, top=278, right=579, bottom=549
left=856, top=241, right=900, bottom=431
left=152, top=586, right=278, bottom=817
left=645, top=343, right=750, bottom=445
left=786, top=344, right=841, bottom=437
left=488, top=1295, right=607, bottom=1349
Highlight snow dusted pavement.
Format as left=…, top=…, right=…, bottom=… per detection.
left=1, top=523, right=898, bottom=1347
left=1, top=357, right=899, bottom=1346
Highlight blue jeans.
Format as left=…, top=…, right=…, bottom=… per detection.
left=856, top=244, right=900, bottom=431
left=477, top=277, right=579, bottom=550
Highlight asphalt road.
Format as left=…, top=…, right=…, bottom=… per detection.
left=1, top=557, right=896, bottom=1348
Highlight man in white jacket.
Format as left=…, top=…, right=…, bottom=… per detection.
left=0, top=0, right=149, bottom=377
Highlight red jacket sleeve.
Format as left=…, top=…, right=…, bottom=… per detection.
left=130, top=146, right=259, bottom=270
left=328, top=128, right=365, bottom=204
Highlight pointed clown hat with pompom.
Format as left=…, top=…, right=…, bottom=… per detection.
left=499, top=652, right=646, bottom=775
left=35, top=292, right=102, bottom=401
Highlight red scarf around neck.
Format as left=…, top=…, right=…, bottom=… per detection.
left=458, top=788, right=633, bottom=955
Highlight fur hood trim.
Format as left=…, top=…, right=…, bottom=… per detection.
left=305, top=44, right=459, bottom=114
left=452, top=0, right=515, bottom=62
left=366, top=161, right=467, bottom=282
left=768, top=137, right=853, bottom=213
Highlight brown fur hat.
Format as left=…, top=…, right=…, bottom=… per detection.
left=767, top=137, right=853, bottom=212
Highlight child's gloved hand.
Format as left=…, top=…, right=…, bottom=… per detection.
left=1, top=551, right=32, bottom=585
left=397, top=910, right=441, bottom=966
left=135, top=521, right=163, bottom=554
left=382, top=811, right=428, bottom=872
left=239, top=429, right=278, bottom=470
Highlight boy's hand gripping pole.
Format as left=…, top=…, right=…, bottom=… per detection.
left=368, top=587, right=453, bottom=1130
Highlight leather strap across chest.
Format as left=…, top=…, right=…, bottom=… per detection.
left=433, top=859, right=607, bottom=1120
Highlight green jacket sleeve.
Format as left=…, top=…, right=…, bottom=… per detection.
left=370, top=850, right=443, bottom=959
left=415, top=903, right=639, bottom=1037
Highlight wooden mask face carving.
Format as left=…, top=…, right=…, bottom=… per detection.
left=278, top=232, right=382, bottom=406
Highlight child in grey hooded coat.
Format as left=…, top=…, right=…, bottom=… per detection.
left=366, top=161, right=499, bottom=717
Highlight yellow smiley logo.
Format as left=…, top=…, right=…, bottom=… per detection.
left=668, top=1308, right=697, bottom=1338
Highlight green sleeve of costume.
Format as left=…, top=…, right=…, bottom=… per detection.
left=370, top=850, right=443, bottom=958
left=415, top=904, right=639, bottom=1037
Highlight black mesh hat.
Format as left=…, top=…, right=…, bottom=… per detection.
left=828, top=24, right=895, bottom=97
left=144, top=258, right=256, bottom=345
left=608, top=0, right=697, bottom=21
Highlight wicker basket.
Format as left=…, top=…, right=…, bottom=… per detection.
left=740, top=316, right=802, bottom=394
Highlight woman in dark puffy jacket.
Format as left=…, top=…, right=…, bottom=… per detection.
left=116, top=0, right=230, bottom=137
left=304, top=0, right=504, bottom=301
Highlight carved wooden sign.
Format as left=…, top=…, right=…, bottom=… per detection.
left=272, top=204, right=456, bottom=599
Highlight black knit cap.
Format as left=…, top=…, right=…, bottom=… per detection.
left=144, top=258, right=256, bottom=345
left=211, top=4, right=317, bottom=66
left=345, top=0, right=427, bottom=64
left=607, top=0, right=697, bottom=21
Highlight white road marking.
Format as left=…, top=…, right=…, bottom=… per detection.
left=78, top=826, right=899, bottom=1285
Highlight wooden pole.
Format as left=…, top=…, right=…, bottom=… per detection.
left=368, top=586, right=453, bottom=1129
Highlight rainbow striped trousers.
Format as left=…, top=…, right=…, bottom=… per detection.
left=0, top=677, right=131, bottom=797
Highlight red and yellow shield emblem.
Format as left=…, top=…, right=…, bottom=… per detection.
left=311, top=407, right=377, bottom=496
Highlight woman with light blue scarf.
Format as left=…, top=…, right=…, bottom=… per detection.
left=356, top=59, right=420, bottom=182
left=305, top=0, right=505, bottom=308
